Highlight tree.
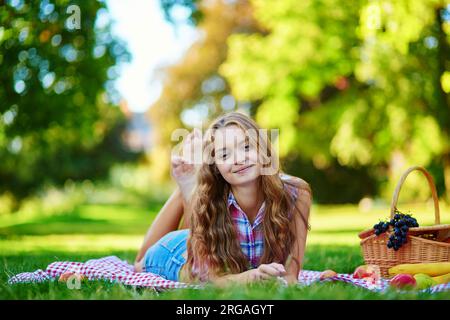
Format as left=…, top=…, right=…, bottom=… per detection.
left=220, top=0, right=450, bottom=202
left=148, top=0, right=258, bottom=181
left=149, top=0, right=383, bottom=203
left=152, top=0, right=449, bottom=202
left=0, top=0, right=135, bottom=204
left=348, top=0, right=450, bottom=200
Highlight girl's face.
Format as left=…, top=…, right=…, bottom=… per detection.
left=213, top=125, right=261, bottom=186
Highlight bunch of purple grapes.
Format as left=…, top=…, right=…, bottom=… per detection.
left=373, top=211, right=419, bottom=251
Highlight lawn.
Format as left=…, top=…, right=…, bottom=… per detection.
left=1, top=198, right=450, bottom=300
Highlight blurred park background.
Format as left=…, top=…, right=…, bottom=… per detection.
left=1, top=0, right=450, bottom=298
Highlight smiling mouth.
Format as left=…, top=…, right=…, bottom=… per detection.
left=233, top=165, right=254, bottom=173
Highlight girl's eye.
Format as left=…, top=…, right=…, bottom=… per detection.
left=221, top=153, right=228, bottom=160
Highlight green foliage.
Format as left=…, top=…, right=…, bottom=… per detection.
left=149, top=0, right=450, bottom=202
left=220, top=0, right=362, bottom=155
left=220, top=0, right=450, bottom=201
left=148, top=0, right=259, bottom=183
left=0, top=0, right=136, bottom=201
left=283, top=155, right=378, bottom=204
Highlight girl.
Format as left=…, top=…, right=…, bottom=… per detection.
left=134, top=111, right=312, bottom=286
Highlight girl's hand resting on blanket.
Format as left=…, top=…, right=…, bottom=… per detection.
left=171, top=129, right=202, bottom=201
left=247, top=263, right=287, bottom=283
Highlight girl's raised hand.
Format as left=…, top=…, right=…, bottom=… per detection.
left=171, top=129, right=202, bottom=200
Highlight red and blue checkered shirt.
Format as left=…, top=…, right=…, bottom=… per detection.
left=228, top=173, right=299, bottom=269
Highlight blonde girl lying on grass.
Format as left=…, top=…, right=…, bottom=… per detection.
left=61, top=112, right=313, bottom=286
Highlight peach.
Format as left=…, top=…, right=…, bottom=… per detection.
left=352, top=265, right=381, bottom=284
left=352, top=265, right=371, bottom=279
left=319, top=269, right=337, bottom=280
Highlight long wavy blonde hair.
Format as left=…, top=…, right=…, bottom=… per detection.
left=183, top=111, right=312, bottom=282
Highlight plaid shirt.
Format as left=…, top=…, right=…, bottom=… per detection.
left=229, top=173, right=299, bottom=269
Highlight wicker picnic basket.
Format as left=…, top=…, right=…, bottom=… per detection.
left=359, top=166, right=450, bottom=278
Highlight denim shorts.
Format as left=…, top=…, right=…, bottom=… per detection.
left=143, top=229, right=189, bottom=281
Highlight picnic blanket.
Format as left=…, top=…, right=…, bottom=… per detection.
left=7, top=255, right=450, bottom=294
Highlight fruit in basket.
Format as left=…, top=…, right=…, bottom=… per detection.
left=389, top=273, right=416, bottom=290
left=372, top=210, right=419, bottom=250
left=432, top=272, right=450, bottom=285
left=413, top=273, right=436, bottom=290
left=388, top=262, right=450, bottom=277
left=373, top=221, right=389, bottom=236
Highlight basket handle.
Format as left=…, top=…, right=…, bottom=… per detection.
left=390, top=166, right=440, bottom=224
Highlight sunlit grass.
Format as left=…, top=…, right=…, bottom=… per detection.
left=308, top=201, right=450, bottom=246
left=1, top=201, right=449, bottom=254
left=1, top=200, right=449, bottom=299
left=311, top=201, right=450, bottom=231
left=0, top=234, right=143, bottom=255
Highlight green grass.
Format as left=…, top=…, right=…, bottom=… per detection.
left=1, top=200, right=450, bottom=299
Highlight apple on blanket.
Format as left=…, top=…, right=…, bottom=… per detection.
left=352, top=265, right=381, bottom=284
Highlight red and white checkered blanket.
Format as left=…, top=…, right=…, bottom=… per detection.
left=7, top=255, right=450, bottom=293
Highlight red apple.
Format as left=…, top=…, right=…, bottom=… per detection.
left=389, top=273, right=416, bottom=289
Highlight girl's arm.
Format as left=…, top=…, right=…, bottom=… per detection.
left=134, top=187, right=185, bottom=264
left=179, top=187, right=195, bottom=229
left=284, top=187, right=312, bottom=285
left=171, top=129, right=202, bottom=228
